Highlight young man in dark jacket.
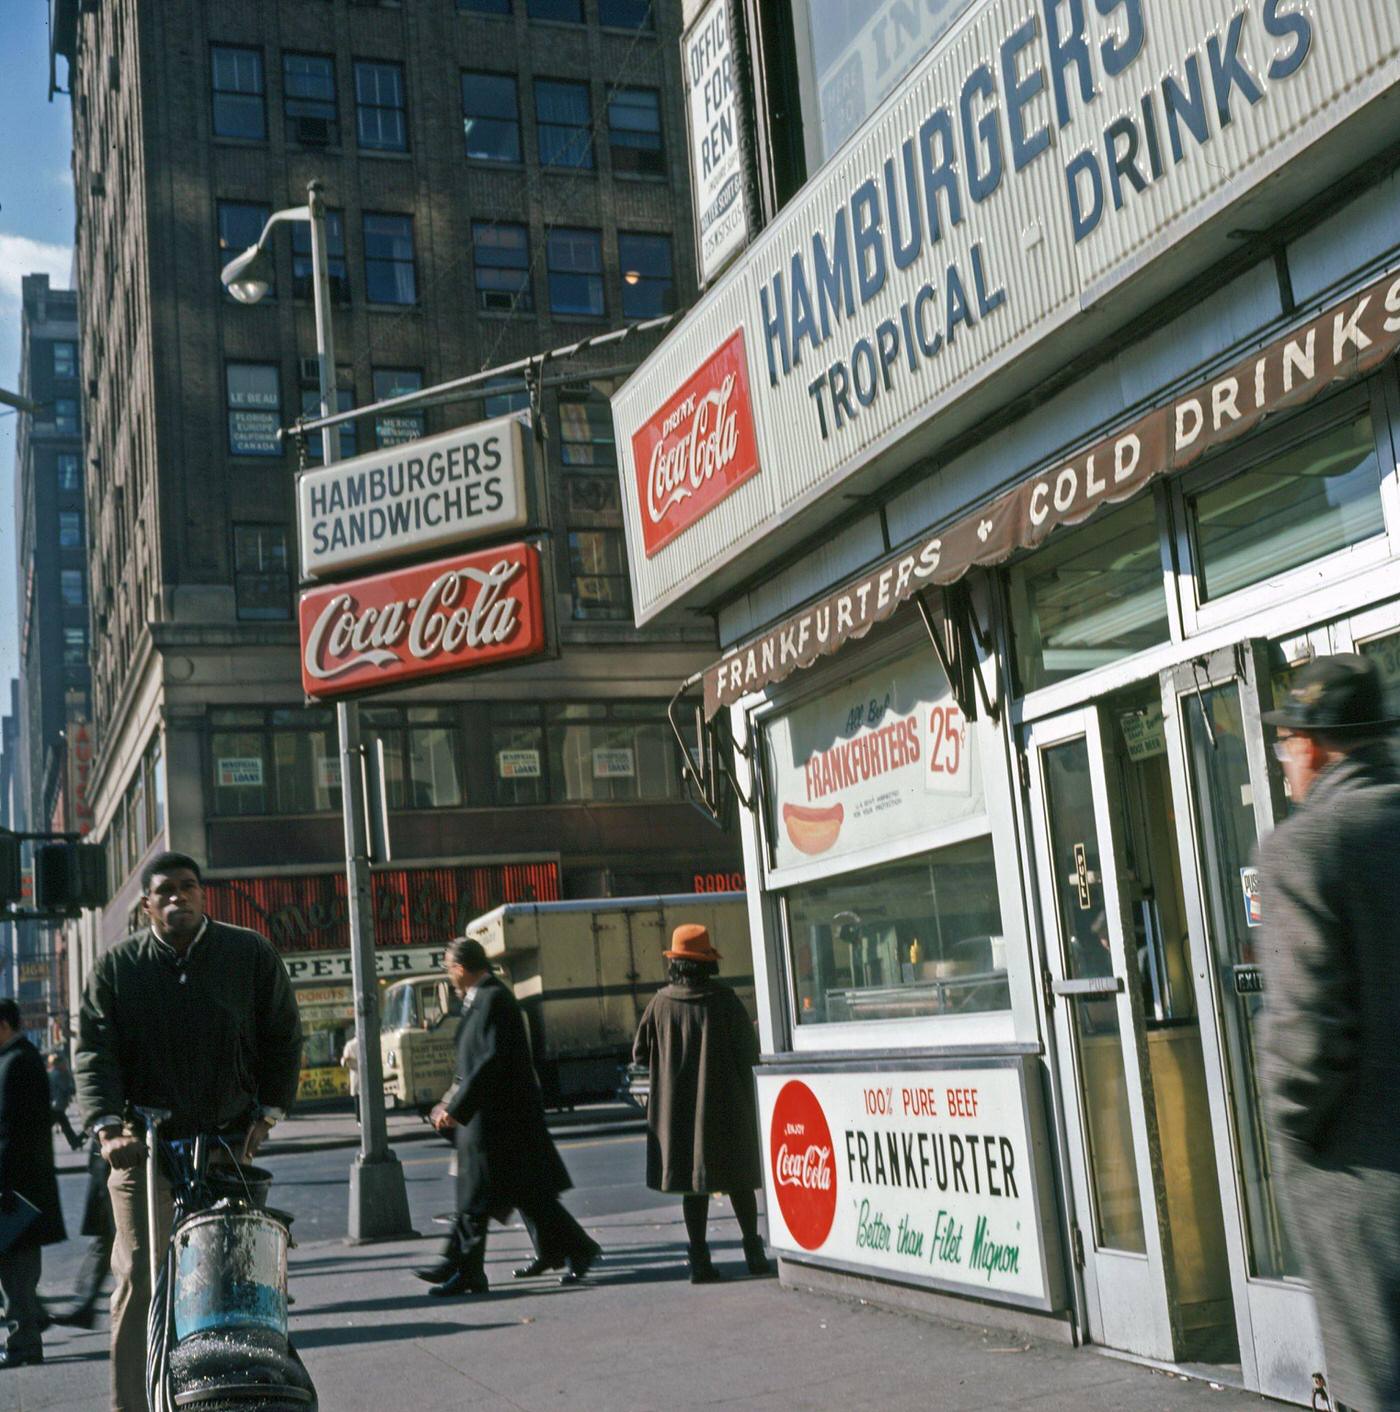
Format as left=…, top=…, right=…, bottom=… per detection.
left=0, top=997, right=66, bottom=1367
left=75, top=851, right=302, bottom=1412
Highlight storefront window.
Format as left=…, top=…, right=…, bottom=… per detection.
left=785, top=839, right=1007, bottom=1025
left=1008, top=495, right=1170, bottom=693
left=1188, top=410, right=1384, bottom=602
left=1357, top=629, right=1400, bottom=769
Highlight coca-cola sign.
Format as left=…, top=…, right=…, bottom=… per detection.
left=769, top=1079, right=837, bottom=1250
left=298, top=541, right=546, bottom=699
left=631, top=329, right=761, bottom=558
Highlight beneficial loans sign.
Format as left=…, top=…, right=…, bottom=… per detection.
left=756, top=1064, right=1056, bottom=1306
left=297, top=414, right=528, bottom=579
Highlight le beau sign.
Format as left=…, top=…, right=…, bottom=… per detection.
left=297, top=414, right=528, bottom=580
left=299, top=541, right=546, bottom=699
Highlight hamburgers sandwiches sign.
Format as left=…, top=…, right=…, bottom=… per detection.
left=299, top=541, right=546, bottom=699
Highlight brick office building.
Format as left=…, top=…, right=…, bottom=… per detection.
left=50, top=0, right=741, bottom=1070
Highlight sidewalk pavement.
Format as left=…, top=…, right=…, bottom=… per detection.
left=11, top=1195, right=1278, bottom=1412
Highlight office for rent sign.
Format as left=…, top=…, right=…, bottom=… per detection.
left=756, top=1062, right=1058, bottom=1307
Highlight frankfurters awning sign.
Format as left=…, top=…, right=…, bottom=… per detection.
left=299, top=542, right=547, bottom=699
left=297, top=413, right=528, bottom=580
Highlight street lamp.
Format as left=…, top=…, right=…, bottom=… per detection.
left=220, top=180, right=412, bottom=1242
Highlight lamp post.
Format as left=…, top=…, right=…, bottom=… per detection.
left=222, top=180, right=412, bottom=1241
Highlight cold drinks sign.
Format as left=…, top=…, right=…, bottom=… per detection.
left=756, top=1063, right=1059, bottom=1307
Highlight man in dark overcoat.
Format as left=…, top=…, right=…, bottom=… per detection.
left=633, top=924, right=769, bottom=1282
left=0, top=997, right=66, bottom=1366
left=416, top=937, right=599, bottom=1296
left=1257, top=654, right=1400, bottom=1411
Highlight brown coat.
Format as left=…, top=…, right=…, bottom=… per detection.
left=632, top=982, right=761, bottom=1195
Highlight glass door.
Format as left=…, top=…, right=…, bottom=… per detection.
left=1025, top=707, right=1176, bottom=1359
left=1160, top=643, right=1326, bottom=1404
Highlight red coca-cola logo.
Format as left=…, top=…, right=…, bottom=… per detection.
left=631, top=329, right=761, bottom=558
left=298, top=541, right=546, bottom=699
left=769, top=1080, right=836, bottom=1250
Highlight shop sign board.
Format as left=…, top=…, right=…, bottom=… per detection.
left=282, top=944, right=449, bottom=984
left=592, top=747, right=636, bottom=779
left=683, top=0, right=751, bottom=283
left=755, top=1061, right=1061, bottom=1307
left=763, top=647, right=984, bottom=872
left=496, top=749, right=541, bottom=779
left=703, top=266, right=1400, bottom=716
left=217, top=757, right=264, bottom=788
left=614, top=0, right=1400, bottom=624
left=298, top=541, right=547, bottom=699
left=630, top=330, right=761, bottom=557
left=65, top=711, right=94, bottom=835
left=297, top=414, right=529, bottom=580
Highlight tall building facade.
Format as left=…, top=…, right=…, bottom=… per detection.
left=53, top=0, right=741, bottom=1086
left=13, top=274, right=89, bottom=1042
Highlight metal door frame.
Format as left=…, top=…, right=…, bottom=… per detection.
left=1024, top=706, right=1177, bottom=1360
left=1159, top=641, right=1324, bottom=1403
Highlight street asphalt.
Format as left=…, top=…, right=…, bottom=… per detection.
left=18, top=1114, right=1280, bottom=1410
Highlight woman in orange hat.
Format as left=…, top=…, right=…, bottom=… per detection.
left=632, top=923, right=771, bottom=1283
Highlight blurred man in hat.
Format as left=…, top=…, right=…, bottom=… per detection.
left=417, top=936, right=599, bottom=1296
left=633, top=924, right=770, bottom=1283
left=1258, top=653, right=1400, bottom=1410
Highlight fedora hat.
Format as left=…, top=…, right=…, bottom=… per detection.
left=1262, top=653, right=1400, bottom=735
left=664, top=923, right=721, bottom=963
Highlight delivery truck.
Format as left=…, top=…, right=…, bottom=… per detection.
left=379, top=893, right=754, bottom=1110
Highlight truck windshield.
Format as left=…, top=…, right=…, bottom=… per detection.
left=382, top=984, right=417, bottom=1033
left=421, top=983, right=462, bottom=1029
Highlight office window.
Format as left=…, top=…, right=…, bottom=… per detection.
left=291, top=211, right=349, bottom=303
left=284, top=53, right=338, bottom=144
left=363, top=214, right=417, bottom=304
left=218, top=201, right=272, bottom=295
left=52, top=341, right=78, bottom=378
left=233, top=524, right=291, bottom=620
left=472, top=221, right=531, bottom=312
left=461, top=73, right=521, bottom=164
left=527, top=0, right=582, bottom=20
left=54, top=398, right=80, bottom=435
left=547, top=228, right=603, bottom=318
left=355, top=61, right=407, bottom=151
left=569, top=529, right=629, bottom=620
left=226, top=363, right=281, bottom=456
left=460, top=0, right=511, bottom=13
left=565, top=475, right=619, bottom=514
left=548, top=702, right=680, bottom=802
left=211, top=708, right=341, bottom=817
left=619, top=232, right=673, bottom=318
left=361, top=705, right=463, bottom=808
left=60, top=569, right=85, bottom=607
left=558, top=391, right=615, bottom=468
left=58, top=511, right=82, bottom=548
left=212, top=46, right=266, bottom=140
left=607, top=88, right=663, bottom=176
left=373, top=369, right=425, bottom=447
left=536, top=80, right=593, bottom=169
left=490, top=703, right=548, bottom=805
left=300, top=383, right=357, bottom=463
left=481, top=377, right=529, bottom=420
left=63, top=626, right=87, bottom=667
left=599, top=0, right=653, bottom=25
left=56, top=454, right=80, bottom=492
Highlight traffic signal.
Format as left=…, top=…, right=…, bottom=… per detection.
left=33, top=840, right=108, bottom=913
left=0, top=833, right=20, bottom=905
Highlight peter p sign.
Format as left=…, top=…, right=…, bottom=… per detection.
left=299, top=541, right=546, bottom=699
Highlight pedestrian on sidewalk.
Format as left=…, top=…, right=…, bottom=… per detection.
left=74, top=850, right=303, bottom=1412
left=416, top=937, right=599, bottom=1297
left=49, top=1138, right=114, bottom=1331
left=1257, top=654, right=1400, bottom=1412
left=0, top=998, right=66, bottom=1367
left=46, top=1053, right=84, bottom=1152
left=341, top=1033, right=359, bottom=1124
left=632, top=924, right=771, bottom=1283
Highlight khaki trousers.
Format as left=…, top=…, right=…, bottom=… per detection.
left=108, top=1155, right=173, bottom=1412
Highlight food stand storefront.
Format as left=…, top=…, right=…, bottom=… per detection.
left=611, top=1, right=1400, bottom=1402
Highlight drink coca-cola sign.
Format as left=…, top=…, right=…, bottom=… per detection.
left=631, top=329, right=761, bottom=558
left=298, top=541, right=546, bottom=699
left=769, top=1079, right=838, bottom=1250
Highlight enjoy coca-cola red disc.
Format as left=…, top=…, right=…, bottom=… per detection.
left=769, top=1079, right=837, bottom=1250
left=631, top=329, right=761, bottom=558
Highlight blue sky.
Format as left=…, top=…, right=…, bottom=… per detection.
left=0, top=4, right=76, bottom=695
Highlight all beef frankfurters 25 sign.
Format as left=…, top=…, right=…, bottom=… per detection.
left=756, top=1063, right=1062, bottom=1308
left=299, top=542, right=546, bottom=699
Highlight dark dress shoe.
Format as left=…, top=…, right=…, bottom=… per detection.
left=0, top=1351, right=43, bottom=1368
left=742, top=1236, right=774, bottom=1276
left=51, top=1305, right=97, bottom=1330
left=413, top=1259, right=461, bottom=1285
left=513, top=1257, right=562, bottom=1279
left=428, top=1268, right=489, bottom=1297
left=559, top=1243, right=600, bottom=1285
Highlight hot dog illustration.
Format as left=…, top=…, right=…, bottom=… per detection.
left=782, top=801, right=844, bottom=855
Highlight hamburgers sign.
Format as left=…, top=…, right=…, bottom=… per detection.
left=299, top=542, right=546, bottom=699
